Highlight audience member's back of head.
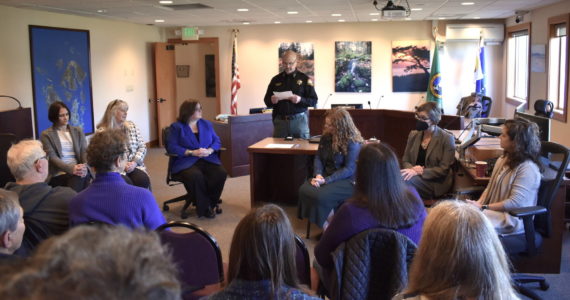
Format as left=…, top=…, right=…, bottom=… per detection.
left=0, top=189, right=24, bottom=255
left=87, top=129, right=128, bottom=173
left=227, top=204, right=299, bottom=294
left=405, top=201, right=518, bottom=300
left=6, top=140, right=46, bottom=181
left=0, top=225, right=180, bottom=300
left=352, top=143, right=422, bottom=229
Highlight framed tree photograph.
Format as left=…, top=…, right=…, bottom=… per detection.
left=29, top=25, right=94, bottom=137
left=392, top=40, right=431, bottom=92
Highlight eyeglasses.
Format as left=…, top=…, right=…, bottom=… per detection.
left=35, top=155, right=47, bottom=164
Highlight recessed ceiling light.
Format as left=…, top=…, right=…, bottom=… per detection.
left=331, top=13, right=342, bottom=17
left=473, top=17, right=481, bottom=19
left=306, top=20, right=313, bottom=23
left=154, top=19, right=165, bottom=23
left=370, top=12, right=380, bottom=16
left=411, top=8, right=423, bottom=11
left=242, top=22, right=250, bottom=25
left=96, top=9, right=107, bottom=13
left=438, top=17, right=446, bottom=20
left=371, top=18, right=378, bottom=21
left=461, top=2, right=475, bottom=5
left=237, top=8, right=249, bottom=12
left=338, top=19, right=345, bottom=22
left=287, top=11, right=298, bottom=15
left=274, top=21, right=281, bottom=24
left=405, top=17, right=412, bottom=20
left=159, top=0, right=173, bottom=4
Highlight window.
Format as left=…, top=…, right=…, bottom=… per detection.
left=548, top=15, right=569, bottom=122
left=506, top=24, right=531, bottom=106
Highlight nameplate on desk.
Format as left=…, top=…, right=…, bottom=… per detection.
left=265, top=144, right=296, bottom=149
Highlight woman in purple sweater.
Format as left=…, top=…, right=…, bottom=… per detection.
left=69, top=129, right=166, bottom=229
left=314, top=143, right=426, bottom=290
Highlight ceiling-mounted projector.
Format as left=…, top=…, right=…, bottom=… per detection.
left=373, top=0, right=411, bottom=19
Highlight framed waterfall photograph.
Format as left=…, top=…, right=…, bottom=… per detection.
left=29, top=25, right=95, bottom=137
left=335, top=41, right=372, bottom=93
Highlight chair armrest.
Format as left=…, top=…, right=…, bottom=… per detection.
left=508, top=206, right=547, bottom=218
left=165, top=152, right=178, bottom=157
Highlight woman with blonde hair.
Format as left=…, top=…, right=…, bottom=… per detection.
left=298, top=108, right=363, bottom=229
left=395, top=200, right=519, bottom=300
left=206, top=204, right=319, bottom=300
left=97, top=99, right=150, bottom=189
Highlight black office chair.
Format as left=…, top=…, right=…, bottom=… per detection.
left=534, top=100, right=554, bottom=118
left=500, top=141, right=570, bottom=300
left=481, top=96, right=492, bottom=118
left=161, top=126, right=222, bottom=219
left=294, top=234, right=311, bottom=288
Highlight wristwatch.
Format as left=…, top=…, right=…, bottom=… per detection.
left=481, top=204, right=489, bottom=211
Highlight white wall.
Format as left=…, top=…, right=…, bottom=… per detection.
left=501, top=1, right=570, bottom=147
left=181, top=21, right=503, bottom=118
left=0, top=5, right=164, bottom=141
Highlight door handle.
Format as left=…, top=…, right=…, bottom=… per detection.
left=148, top=98, right=167, bottom=103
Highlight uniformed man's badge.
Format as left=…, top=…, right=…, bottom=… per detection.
left=307, top=79, right=314, bottom=86
left=275, top=82, right=282, bottom=86
left=296, top=80, right=303, bottom=85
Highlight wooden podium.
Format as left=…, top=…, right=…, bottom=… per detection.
left=0, top=107, right=33, bottom=187
left=213, top=114, right=273, bottom=177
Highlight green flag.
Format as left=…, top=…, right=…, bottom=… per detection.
left=426, top=42, right=442, bottom=107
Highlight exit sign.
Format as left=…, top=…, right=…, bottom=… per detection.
left=182, top=27, right=199, bottom=40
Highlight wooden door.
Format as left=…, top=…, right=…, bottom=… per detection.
left=153, top=43, right=177, bottom=146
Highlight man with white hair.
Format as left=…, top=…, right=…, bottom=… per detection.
left=4, top=140, right=76, bottom=255
left=0, top=189, right=25, bottom=258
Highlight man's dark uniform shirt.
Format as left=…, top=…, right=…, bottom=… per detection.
left=263, top=70, right=318, bottom=118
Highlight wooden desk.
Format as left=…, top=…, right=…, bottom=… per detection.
left=248, top=138, right=318, bottom=207
left=212, top=114, right=273, bottom=177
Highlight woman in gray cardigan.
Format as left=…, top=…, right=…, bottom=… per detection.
left=401, top=102, right=456, bottom=200
left=467, top=119, right=542, bottom=235
left=40, top=101, right=90, bottom=192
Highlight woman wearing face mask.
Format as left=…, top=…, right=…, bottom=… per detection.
left=400, top=102, right=455, bottom=200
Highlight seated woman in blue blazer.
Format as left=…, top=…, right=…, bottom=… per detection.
left=298, top=108, right=363, bottom=229
left=166, top=100, right=227, bottom=219
left=401, top=102, right=455, bottom=200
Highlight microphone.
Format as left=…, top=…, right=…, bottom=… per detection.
left=321, top=93, right=333, bottom=109
left=0, top=95, right=23, bottom=109
left=367, top=101, right=372, bottom=109
left=376, top=95, right=384, bottom=109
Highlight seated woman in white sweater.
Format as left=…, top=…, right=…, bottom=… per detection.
left=467, top=118, right=542, bottom=235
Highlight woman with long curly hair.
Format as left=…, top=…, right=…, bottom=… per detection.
left=298, top=108, right=363, bottom=230
left=467, top=118, right=542, bottom=234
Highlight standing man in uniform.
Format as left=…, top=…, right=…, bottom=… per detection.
left=264, top=50, right=318, bottom=139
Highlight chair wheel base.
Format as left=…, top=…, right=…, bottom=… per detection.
left=162, top=204, right=169, bottom=211
left=540, top=281, right=549, bottom=290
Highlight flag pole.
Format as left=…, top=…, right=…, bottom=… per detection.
left=230, top=29, right=241, bottom=115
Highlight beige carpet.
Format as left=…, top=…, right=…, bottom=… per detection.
left=146, top=147, right=322, bottom=262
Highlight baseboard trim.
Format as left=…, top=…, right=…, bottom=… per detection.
left=147, top=139, right=159, bottom=148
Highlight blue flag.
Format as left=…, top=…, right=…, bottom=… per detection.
left=475, top=37, right=486, bottom=95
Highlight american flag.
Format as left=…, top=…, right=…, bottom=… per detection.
left=231, top=31, right=240, bottom=115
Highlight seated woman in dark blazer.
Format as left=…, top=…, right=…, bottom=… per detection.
left=166, top=100, right=227, bottom=219
left=298, top=108, right=363, bottom=229
left=40, top=101, right=90, bottom=192
left=314, top=143, right=426, bottom=292
left=401, top=102, right=455, bottom=199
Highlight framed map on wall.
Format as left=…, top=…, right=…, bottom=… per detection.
left=29, top=25, right=94, bottom=137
